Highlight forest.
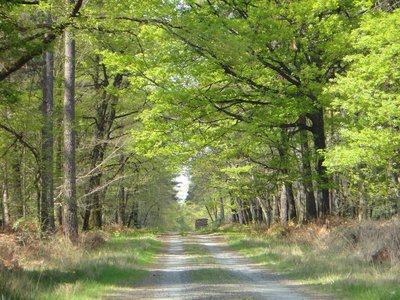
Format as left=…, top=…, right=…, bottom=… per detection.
left=2, top=0, right=400, bottom=235
left=1, top=0, right=400, bottom=299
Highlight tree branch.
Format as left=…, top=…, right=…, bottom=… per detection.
left=71, top=0, right=84, bottom=18
left=0, top=123, right=39, bottom=163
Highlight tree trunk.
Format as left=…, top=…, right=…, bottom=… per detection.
left=83, top=63, right=122, bottom=230
left=127, top=200, right=139, bottom=228
left=287, top=182, right=297, bottom=221
left=236, top=197, right=244, bottom=225
left=11, top=147, right=24, bottom=219
left=213, top=205, right=218, bottom=223
left=273, top=193, right=280, bottom=223
left=308, top=108, right=330, bottom=217
left=359, top=182, right=368, bottom=221
left=55, top=111, right=63, bottom=227
left=82, top=206, right=90, bottom=231
left=257, top=192, right=271, bottom=227
left=219, top=196, right=224, bottom=223
left=63, top=26, right=78, bottom=242
left=90, top=174, right=102, bottom=229
left=277, top=129, right=297, bottom=223
left=255, top=196, right=261, bottom=223
left=299, top=117, right=317, bottom=221
left=117, top=184, right=126, bottom=226
left=2, top=164, right=11, bottom=229
left=249, top=199, right=256, bottom=224
left=205, top=205, right=214, bottom=222
left=41, top=47, right=55, bottom=233
left=230, top=196, right=237, bottom=223
left=280, top=183, right=288, bottom=226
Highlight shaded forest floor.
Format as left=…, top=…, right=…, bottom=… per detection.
left=0, top=228, right=161, bottom=299
left=218, top=217, right=400, bottom=300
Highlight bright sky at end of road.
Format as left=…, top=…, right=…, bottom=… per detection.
left=174, top=168, right=191, bottom=203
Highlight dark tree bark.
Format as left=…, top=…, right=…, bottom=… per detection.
left=287, top=182, right=296, bottom=221
left=117, top=184, right=126, bottom=226
left=82, top=59, right=123, bottom=230
left=358, top=181, right=368, bottom=221
left=127, top=200, right=139, bottom=228
left=265, top=192, right=272, bottom=226
left=40, top=47, right=55, bottom=233
left=299, top=117, right=317, bottom=221
left=63, top=26, right=78, bottom=242
left=273, top=193, right=280, bottom=223
left=11, top=147, right=24, bottom=219
left=90, top=173, right=103, bottom=229
left=115, top=152, right=126, bottom=227
left=308, top=108, right=330, bottom=217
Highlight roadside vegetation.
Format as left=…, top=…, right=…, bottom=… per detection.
left=217, top=218, right=400, bottom=300
left=0, top=228, right=161, bottom=300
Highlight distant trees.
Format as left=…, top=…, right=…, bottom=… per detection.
left=1, top=0, right=400, bottom=236
left=132, top=0, right=400, bottom=225
left=0, top=0, right=182, bottom=237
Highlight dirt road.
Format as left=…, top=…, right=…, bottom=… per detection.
left=104, top=234, right=332, bottom=299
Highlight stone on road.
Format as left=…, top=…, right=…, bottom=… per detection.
left=104, top=234, right=333, bottom=300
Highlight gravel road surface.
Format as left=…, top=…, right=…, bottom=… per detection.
left=104, top=234, right=333, bottom=300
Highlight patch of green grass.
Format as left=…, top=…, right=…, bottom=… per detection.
left=184, top=243, right=215, bottom=265
left=183, top=242, right=239, bottom=283
left=0, top=232, right=161, bottom=300
left=189, top=268, right=239, bottom=283
left=225, top=233, right=400, bottom=299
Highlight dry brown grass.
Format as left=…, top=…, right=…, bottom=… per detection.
left=0, top=229, right=108, bottom=273
left=0, top=233, right=21, bottom=269
left=243, top=216, right=400, bottom=267
left=277, top=216, right=400, bottom=266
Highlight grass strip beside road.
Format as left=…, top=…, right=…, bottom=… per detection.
left=0, top=231, right=161, bottom=300
left=224, top=231, right=400, bottom=300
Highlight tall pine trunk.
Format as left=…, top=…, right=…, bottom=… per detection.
left=2, top=163, right=10, bottom=229
left=41, top=47, right=55, bottom=233
left=55, top=118, right=63, bottom=227
left=63, top=26, right=78, bottom=242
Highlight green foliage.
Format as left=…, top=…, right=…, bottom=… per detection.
left=325, top=9, right=400, bottom=212
left=327, top=9, right=400, bottom=165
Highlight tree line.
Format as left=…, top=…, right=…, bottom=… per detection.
left=1, top=0, right=400, bottom=240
